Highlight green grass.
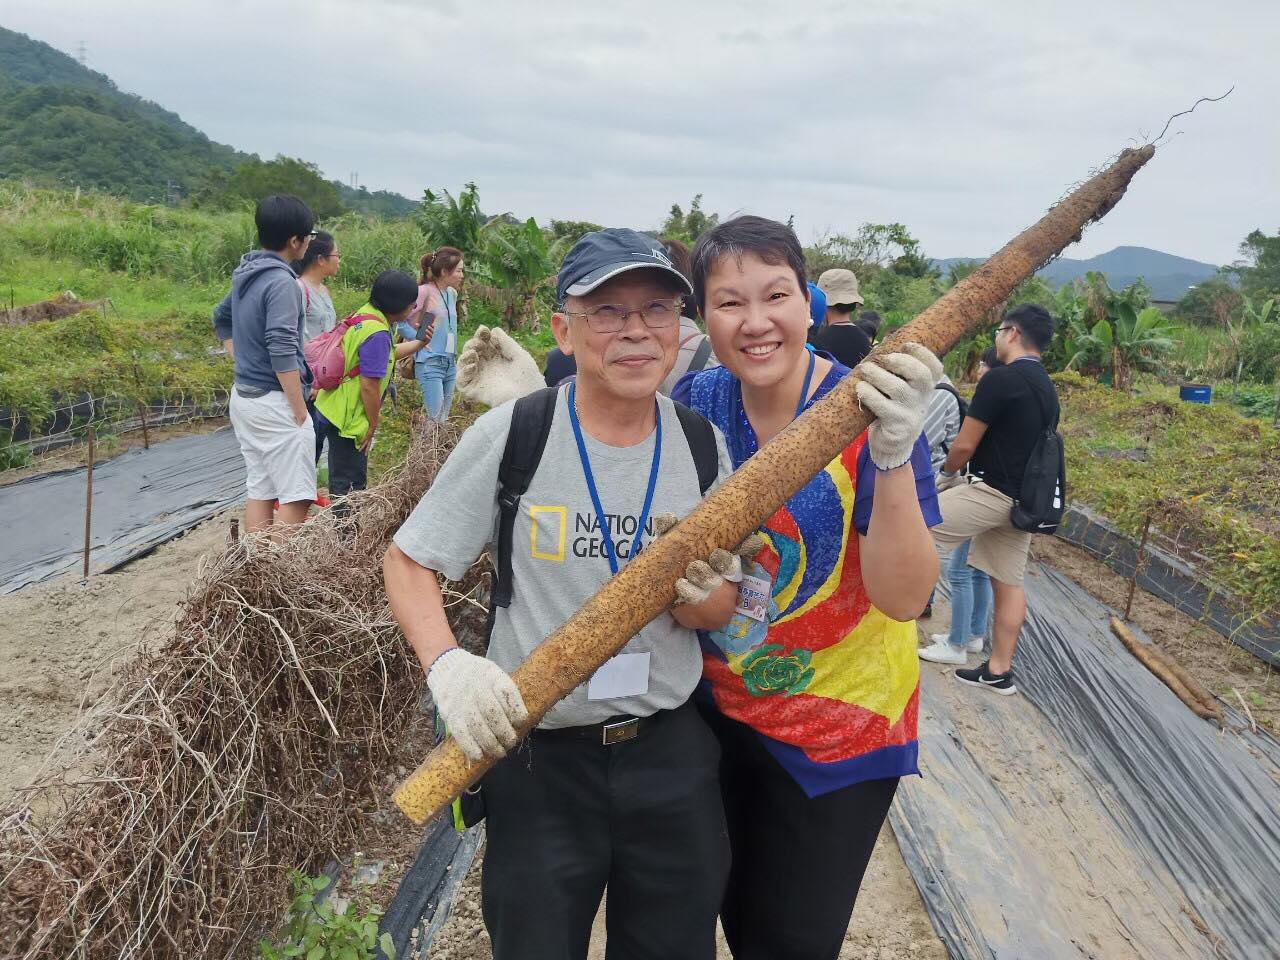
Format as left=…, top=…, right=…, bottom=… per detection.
left=1056, top=371, right=1280, bottom=616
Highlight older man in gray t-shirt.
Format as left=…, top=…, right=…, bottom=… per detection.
left=384, top=229, right=740, bottom=959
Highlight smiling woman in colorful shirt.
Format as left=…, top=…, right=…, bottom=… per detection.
left=673, top=215, right=941, bottom=960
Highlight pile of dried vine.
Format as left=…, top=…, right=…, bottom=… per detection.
left=0, top=417, right=485, bottom=959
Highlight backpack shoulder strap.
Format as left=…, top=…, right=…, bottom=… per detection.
left=492, top=387, right=560, bottom=609
left=672, top=400, right=719, bottom=495
left=687, top=336, right=714, bottom=374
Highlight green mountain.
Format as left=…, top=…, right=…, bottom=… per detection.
left=0, top=26, right=418, bottom=217
left=0, top=26, right=245, bottom=201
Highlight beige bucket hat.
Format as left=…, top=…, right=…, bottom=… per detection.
left=817, top=268, right=864, bottom=307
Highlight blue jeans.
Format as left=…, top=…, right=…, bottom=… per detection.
left=416, top=354, right=456, bottom=421
left=946, top=539, right=992, bottom=648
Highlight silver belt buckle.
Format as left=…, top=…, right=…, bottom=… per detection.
left=602, top=717, right=640, bottom=746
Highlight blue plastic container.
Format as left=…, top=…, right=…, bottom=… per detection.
left=1179, top=384, right=1212, bottom=404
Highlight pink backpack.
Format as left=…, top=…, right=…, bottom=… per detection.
left=304, top=313, right=371, bottom=391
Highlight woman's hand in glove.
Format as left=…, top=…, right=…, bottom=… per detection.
left=456, top=326, right=546, bottom=408
left=652, top=513, right=766, bottom=605
left=854, top=343, right=944, bottom=470
left=426, top=648, right=529, bottom=761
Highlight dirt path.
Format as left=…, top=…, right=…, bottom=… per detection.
left=0, top=511, right=233, bottom=803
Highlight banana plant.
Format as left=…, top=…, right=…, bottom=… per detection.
left=478, top=217, right=570, bottom=332
left=1069, top=301, right=1176, bottom=391
left=1227, top=296, right=1276, bottom=399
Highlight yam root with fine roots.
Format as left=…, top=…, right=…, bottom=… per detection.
left=0, top=417, right=486, bottom=960
left=1109, top=617, right=1224, bottom=724
left=393, top=144, right=1158, bottom=825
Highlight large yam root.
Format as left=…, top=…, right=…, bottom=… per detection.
left=1109, top=617, right=1224, bottom=725
left=395, top=146, right=1158, bottom=825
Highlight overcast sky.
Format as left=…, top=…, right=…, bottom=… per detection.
left=5, top=0, right=1277, bottom=265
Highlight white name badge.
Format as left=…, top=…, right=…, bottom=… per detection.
left=735, top=572, right=772, bottom=623
left=587, top=652, right=651, bottom=700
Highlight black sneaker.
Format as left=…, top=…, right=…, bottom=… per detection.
left=955, top=660, right=1018, bottom=696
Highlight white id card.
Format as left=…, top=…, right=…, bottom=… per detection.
left=735, top=573, right=772, bottom=623
left=587, top=652, right=651, bottom=700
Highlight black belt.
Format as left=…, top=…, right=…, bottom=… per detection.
left=533, top=708, right=675, bottom=746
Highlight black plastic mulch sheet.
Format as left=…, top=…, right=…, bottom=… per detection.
left=0, top=428, right=244, bottom=594
left=379, top=819, right=483, bottom=959
left=893, top=562, right=1280, bottom=959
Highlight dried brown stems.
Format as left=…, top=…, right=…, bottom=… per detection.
left=0, top=418, right=480, bottom=959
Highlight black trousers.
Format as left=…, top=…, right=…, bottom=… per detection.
left=326, top=423, right=367, bottom=500
left=481, top=703, right=730, bottom=960
left=701, top=705, right=899, bottom=960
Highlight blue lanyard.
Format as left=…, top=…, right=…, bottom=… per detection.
left=567, top=383, right=663, bottom=576
left=730, top=348, right=817, bottom=464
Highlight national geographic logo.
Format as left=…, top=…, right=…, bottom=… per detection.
left=527, top=506, right=656, bottom=563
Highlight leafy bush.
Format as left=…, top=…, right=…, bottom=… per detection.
left=1239, top=323, right=1280, bottom=384
left=258, top=871, right=395, bottom=960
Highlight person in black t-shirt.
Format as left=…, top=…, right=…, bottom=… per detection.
left=813, top=268, right=873, bottom=368
left=542, top=346, right=576, bottom=387
left=928, top=304, right=1060, bottom=696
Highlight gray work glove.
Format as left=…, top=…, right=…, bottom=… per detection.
left=456, top=326, right=546, bottom=408
left=855, top=343, right=944, bottom=470
left=426, top=648, right=528, bottom=761
left=652, top=513, right=766, bottom=605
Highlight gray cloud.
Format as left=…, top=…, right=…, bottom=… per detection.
left=3, top=0, right=1276, bottom=264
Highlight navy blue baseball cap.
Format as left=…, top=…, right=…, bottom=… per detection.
left=556, top=228, right=693, bottom=305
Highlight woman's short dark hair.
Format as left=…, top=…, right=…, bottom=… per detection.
left=980, top=345, right=1002, bottom=368
left=255, top=195, right=314, bottom=251
left=420, top=246, right=464, bottom=285
left=1004, top=303, right=1056, bottom=352
left=292, top=230, right=334, bottom=274
left=690, top=215, right=807, bottom=315
left=369, top=270, right=419, bottom=315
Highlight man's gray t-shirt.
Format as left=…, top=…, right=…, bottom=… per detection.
left=394, top=387, right=733, bottom=729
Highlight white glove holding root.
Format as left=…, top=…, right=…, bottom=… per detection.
left=456, top=325, right=546, bottom=408
left=427, top=648, right=529, bottom=761
left=855, top=343, right=944, bottom=470
left=653, top=513, right=767, bottom=605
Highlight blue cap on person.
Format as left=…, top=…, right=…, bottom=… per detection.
left=556, top=228, right=694, bottom=305
left=808, top=281, right=827, bottom=328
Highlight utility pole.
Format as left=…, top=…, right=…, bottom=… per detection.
left=76, top=41, right=87, bottom=66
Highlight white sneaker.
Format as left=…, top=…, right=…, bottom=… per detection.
left=930, top=633, right=985, bottom=654
left=918, top=640, right=967, bottom=665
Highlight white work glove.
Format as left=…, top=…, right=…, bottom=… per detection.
left=456, top=326, right=546, bottom=408
left=426, top=648, right=529, bottom=761
left=855, top=343, right=944, bottom=471
left=653, top=513, right=766, bottom=605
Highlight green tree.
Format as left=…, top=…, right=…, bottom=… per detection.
left=1068, top=288, right=1176, bottom=391
left=478, top=217, right=568, bottom=332
left=1174, top=276, right=1243, bottom=327
left=661, top=195, right=719, bottom=244
left=1228, top=228, right=1280, bottom=300
left=417, top=182, right=487, bottom=254
left=548, top=219, right=603, bottom=251
left=220, top=156, right=345, bottom=219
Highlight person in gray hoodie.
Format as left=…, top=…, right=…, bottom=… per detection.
left=212, top=195, right=317, bottom=536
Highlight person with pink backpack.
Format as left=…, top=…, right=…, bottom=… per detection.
left=311, top=271, right=427, bottom=509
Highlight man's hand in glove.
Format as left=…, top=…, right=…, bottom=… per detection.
left=854, top=342, right=944, bottom=471
left=652, top=513, right=764, bottom=630
left=456, top=325, right=546, bottom=408
left=426, top=647, right=529, bottom=761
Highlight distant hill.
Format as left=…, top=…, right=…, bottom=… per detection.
left=0, top=26, right=417, bottom=216
left=933, top=246, right=1219, bottom=301
left=0, top=26, right=245, bottom=201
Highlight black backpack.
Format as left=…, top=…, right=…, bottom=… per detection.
left=1006, top=365, right=1066, bottom=534
left=489, top=386, right=720, bottom=614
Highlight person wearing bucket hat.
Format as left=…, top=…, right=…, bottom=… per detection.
left=813, top=267, right=873, bottom=368
left=387, top=228, right=740, bottom=957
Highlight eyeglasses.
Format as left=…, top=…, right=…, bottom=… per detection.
left=305, top=231, right=318, bottom=239
left=996, top=325, right=1016, bottom=336
left=562, top=297, right=683, bottom=333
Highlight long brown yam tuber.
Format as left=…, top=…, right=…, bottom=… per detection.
left=394, top=145, right=1157, bottom=824
left=1110, top=617, right=1223, bottom=724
